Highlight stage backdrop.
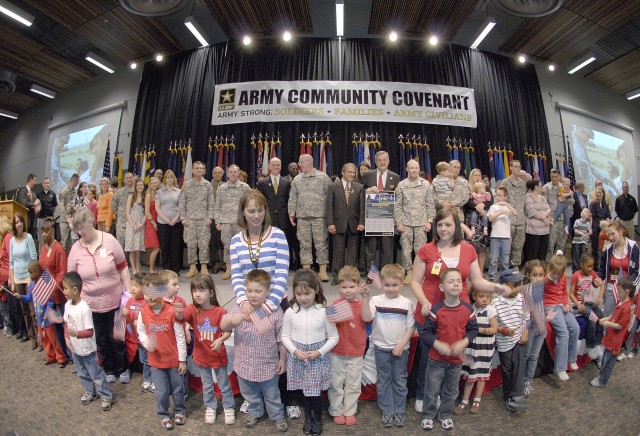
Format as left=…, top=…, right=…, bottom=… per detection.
left=131, top=39, right=550, bottom=181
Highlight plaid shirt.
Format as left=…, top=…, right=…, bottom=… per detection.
left=226, top=304, right=283, bottom=382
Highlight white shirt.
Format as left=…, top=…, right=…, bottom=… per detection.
left=281, top=304, right=339, bottom=356
left=369, top=294, right=415, bottom=350
left=272, top=175, right=280, bottom=186
left=64, top=300, right=96, bottom=357
left=488, top=204, right=513, bottom=238
left=376, top=170, right=387, bottom=188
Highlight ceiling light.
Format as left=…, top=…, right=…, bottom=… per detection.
left=470, top=17, right=496, bottom=50
left=130, top=62, right=137, bottom=70
left=627, top=88, right=640, bottom=100
left=336, top=0, right=344, bottom=37
left=0, top=0, right=34, bottom=26
left=429, top=35, right=438, bottom=46
left=184, top=16, right=209, bottom=47
left=85, top=52, right=115, bottom=73
left=567, top=52, right=596, bottom=74
left=518, top=54, right=526, bottom=64
left=155, top=54, right=163, bottom=62
left=283, top=31, right=292, bottom=41
left=0, top=108, right=18, bottom=119
left=389, top=31, right=398, bottom=42
left=30, top=84, right=55, bottom=99
left=243, top=35, right=251, bottom=46
left=548, top=64, right=556, bottom=71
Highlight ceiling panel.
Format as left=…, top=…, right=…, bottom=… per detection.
left=0, top=92, right=41, bottom=113
left=587, top=48, right=640, bottom=93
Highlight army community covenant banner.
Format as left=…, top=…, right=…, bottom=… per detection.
left=212, top=80, right=477, bottom=128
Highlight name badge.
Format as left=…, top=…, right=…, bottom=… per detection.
left=99, top=248, right=107, bottom=258
left=431, top=261, right=442, bottom=275
left=46, top=248, right=52, bottom=258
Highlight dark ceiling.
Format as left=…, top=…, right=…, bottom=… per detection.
left=1, top=0, right=639, bottom=123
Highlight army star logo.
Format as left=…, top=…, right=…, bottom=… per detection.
left=217, top=88, right=236, bottom=111
left=221, top=90, right=234, bottom=102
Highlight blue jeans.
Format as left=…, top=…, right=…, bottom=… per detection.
left=488, top=237, right=511, bottom=280
left=624, top=318, right=640, bottom=354
left=422, top=359, right=461, bottom=419
left=150, top=366, right=185, bottom=418
left=554, top=202, right=570, bottom=226
left=374, top=346, right=408, bottom=415
left=138, top=344, right=151, bottom=382
left=238, top=374, right=284, bottom=420
left=546, top=305, right=580, bottom=373
left=72, top=351, right=112, bottom=400
left=197, top=364, right=235, bottom=410
left=603, top=285, right=616, bottom=317
left=598, top=348, right=617, bottom=385
left=524, top=327, right=547, bottom=383
left=470, top=211, right=487, bottom=229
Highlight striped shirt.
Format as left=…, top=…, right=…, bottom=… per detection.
left=369, top=294, right=415, bottom=350
left=230, top=226, right=290, bottom=312
left=493, top=294, right=529, bottom=352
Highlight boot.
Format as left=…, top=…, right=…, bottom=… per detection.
left=404, top=269, right=412, bottom=286
left=201, top=264, right=209, bottom=275
left=319, top=264, right=329, bottom=282
left=222, top=263, right=231, bottom=280
left=302, top=264, right=311, bottom=269
left=185, top=263, right=198, bottom=279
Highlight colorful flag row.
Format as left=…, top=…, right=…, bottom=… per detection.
left=352, top=133, right=380, bottom=171
left=445, top=138, right=476, bottom=178
left=299, top=132, right=333, bottom=176
left=249, top=134, right=280, bottom=186
left=398, top=135, right=433, bottom=180
left=204, top=136, right=237, bottom=182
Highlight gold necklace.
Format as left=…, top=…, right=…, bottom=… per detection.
left=247, top=229, right=264, bottom=267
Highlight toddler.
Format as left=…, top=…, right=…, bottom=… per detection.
left=554, top=177, right=573, bottom=233
left=470, top=182, right=492, bottom=235
left=432, top=162, right=455, bottom=209
left=123, top=272, right=151, bottom=392
left=487, top=186, right=517, bottom=281
left=572, top=208, right=592, bottom=272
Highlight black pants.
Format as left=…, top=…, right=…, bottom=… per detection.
left=209, top=224, right=223, bottom=267
left=92, top=308, right=127, bottom=376
left=157, top=222, right=183, bottom=273
left=303, top=395, right=323, bottom=422
left=366, top=235, right=394, bottom=269
left=499, top=343, right=526, bottom=401
left=522, top=233, right=549, bottom=264
left=331, top=230, right=359, bottom=278
left=6, top=282, right=26, bottom=337
left=53, top=302, right=71, bottom=359
left=572, top=243, right=588, bottom=272
left=16, top=283, right=37, bottom=345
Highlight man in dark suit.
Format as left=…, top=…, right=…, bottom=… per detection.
left=326, top=163, right=365, bottom=285
left=571, top=181, right=588, bottom=237
left=360, top=151, right=400, bottom=274
left=16, top=173, right=40, bottom=241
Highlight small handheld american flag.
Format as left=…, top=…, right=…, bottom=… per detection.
left=521, top=282, right=546, bottom=334
left=43, top=307, right=63, bottom=324
left=588, top=310, right=600, bottom=323
left=250, top=307, right=274, bottom=334
left=325, top=299, right=354, bottom=323
left=113, top=309, right=126, bottom=341
left=368, top=264, right=382, bottom=289
left=611, top=270, right=624, bottom=306
left=147, top=330, right=158, bottom=352
left=32, top=269, right=56, bottom=306
left=142, top=284, right=172, bottom=298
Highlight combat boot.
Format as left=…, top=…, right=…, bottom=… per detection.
left=319, top=264, right=329, bottom=282
left=185, top=263, right=198, bottom=279
left=404, top=269, right=412, bottom=285
left=222, top=263, right=231, bottom=280
left=201, top=264, right=209, bottom=275
left=302, top=264, right=311, bottom=269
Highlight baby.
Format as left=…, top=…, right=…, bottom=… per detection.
left=470, top=182, right=491, bottom=235
left=432, top=162, right=455, bottom=209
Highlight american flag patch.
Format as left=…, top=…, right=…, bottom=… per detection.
left=197, top=317, right=219, bottom=342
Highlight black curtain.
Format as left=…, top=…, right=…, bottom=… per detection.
left=131, top=38, right=550, bottom=181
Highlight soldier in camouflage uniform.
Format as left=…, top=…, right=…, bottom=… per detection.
left=543, top=168, right=574, bottom=261
left=213, top=164, right=250, bottom=279
left=450, top=160, right=470, bottom=221
left=394, top=160, right=436, bottom=285
left=58, top=173, right=79, bottom=252
left=179, top=161, right=214, bottom=278
left=288, top=154, right=332, bottom=281
left=209, top=166, right=225, bottom=273
left=111, top=172, right=134, bottom=250
left=499, top=160, right=530, bottom=268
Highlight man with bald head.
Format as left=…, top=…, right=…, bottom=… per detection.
left=449, top=159, right=470, bottom=221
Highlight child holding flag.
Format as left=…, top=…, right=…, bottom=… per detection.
left=122, top=272, right=151, bottom=392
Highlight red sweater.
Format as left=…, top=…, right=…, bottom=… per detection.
left=602, top=300, right=631, bottom=354
left=544, top=274, right=569, bottom=306
left=39, top=241, right=67, bottom=305
left=421, top=300, right=478, bottom=365
left=141, top=303, right=180, bottom=369
left=182, top=305, right=228, bottom=368
left=331, top=298, right=367, bottom=357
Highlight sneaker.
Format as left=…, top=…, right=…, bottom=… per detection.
left=101, top=398, right=113, bottom=411
left=587, top=347, right=599, bottom=360
left=440, top=417, right=454, bottom=430
left=453, top=402, right=468, bottom=415
left=80, top=391, right=96, bottom=405
left=556, top=371, right=569, bottom=381
left=414, top=399, right=423, bottom=413
left=161, top=418, right=174, bottom=430
left=106, top=374, right=116, bottom=383
left=523, top=381, right=533, bottom=398
left=240, top=399, right=250, bottom=414
left=149, top=382, right=155, bottom=392
left=381, top=414, right=394, bottom=427
left=628, top=352, right=635, bottom=359
left=141, top=381, right=152, bottom=392
left=286, top=405, right=301, bottom=419
left=393, top=413, right=406, bottom=427
left=617, top=353, right=627, bottom=362
left=506, top=396, right=528, bottom=410
left=569, top=362, right=579, bottom=371
left=119, top=370, right=130, bottom=384
left=591, top=377, right=605, bottom=387
left=224, top=408, right=236, bottom=425
left=333, top=415, right=346, bottom=425
left=205, top=407, right=216, bottom=424
left=174, top=414, right=186, bottom=425
left=421, top=418, right=434, bottom=430
left=275, top=419, right=289, bottom=433
left=244, top=415, right=266, bottom=428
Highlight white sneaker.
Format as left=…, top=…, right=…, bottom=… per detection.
left=224, top=408, right=236, bottom=425
left=414, top=399, right=423, bottom=413
left=205, top=407, right=216, bottom=424
left=141, top=381, right=152, bottom=392
left=569, top=362, right=579, bottom=371
left=149, top=382, right=155, bottom=392
left=627, top=352, right=635, bottom=359
left=240, top=400, right=250, bottom=414
left=556, top=371, right=569, bottom=382
left=617, top=353, right=627, bottom=362
left=587, top=348, right=598, bottom=360
left=286, top=405, right=301, bottom=419
left=590, top=377, right=605, bottom=387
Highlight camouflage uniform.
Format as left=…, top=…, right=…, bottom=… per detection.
left=500, top=176, right=527, bottom=267
left=394, top=178, right=436, bottom=270
left=111, top=185, right=134, bottom=249
left=543, top=181, right=574, bottom=261
left=452, top=176, right=470, bottom=221
left=213, top=180, right=251, bottom=262
left=209, top=179, right=224, bottom=268
left=58, top=186, right=75, bottom=251
left=179, top=177, right=214, bottom=264
left=288, top=169, right=332, bottom=265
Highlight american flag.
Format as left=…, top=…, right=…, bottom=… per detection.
left=113, top=309, right=126, bottom=341
left=521, top=282, right=546, bottom=334
left=143, top=285, right=171, bottom=298
left=32, top=269, right=56, bottom=306
left=611, top=270, right=624, bottom=306
left=250, top=307, right=274, bottom=334
left=368, top=264, right=382, bottom=289
left=565, top=136, right=575, bottom=188
left=325, top=299, right=354, bottom=323
left=102, top=136, right=111, bottom=178
left=588, top=310, right=600, bottom=324
left=43, top=307, right=63, bottom=324
left=197, top=317, right=219, bottom=342
left=545, top=309, right=557, bottom=321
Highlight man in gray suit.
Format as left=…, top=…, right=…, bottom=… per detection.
left=326, top=163, right=365, bottom=285
left=361, top=151, right=400, bottom=274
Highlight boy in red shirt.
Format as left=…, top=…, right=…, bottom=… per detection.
left=591, top=275, right=633, bottom=387
left=122, top=272, right=151, bottom=392
left=619, top=283, right=640, bottom=360
left=328, top=266, right=368, bottom=426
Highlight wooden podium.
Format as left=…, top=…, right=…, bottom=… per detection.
left=0, top=200, right=28, bottom=228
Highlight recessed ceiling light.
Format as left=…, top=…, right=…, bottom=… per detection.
left=85, top=52, right=115, bottom=73
left=548, top=64, right=556, bottom=71
left=155, top=54, right=163, bottom=62
left=0, top=0, right=34, bottom=27
left=389, top=31, right=398, bottom=42
left=429, top=35, right=438, bottom=46
left=130, top=62, right=137, bottom=70
left=283, top=31, right=292, bottom=41
left=243, top=35, right=252, bottom=46
left=518, top=55, right=526, bottom=64
left=336, top=0, right=344, bottom=37
left=30, top=84, right=56, bottom=99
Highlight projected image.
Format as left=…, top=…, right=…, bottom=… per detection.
left=571, top=125, right=635, bottom=200
left=50, top=124, right=110, bottom=193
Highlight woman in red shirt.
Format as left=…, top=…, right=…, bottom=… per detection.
left=0, top=215, right=17, bottom=337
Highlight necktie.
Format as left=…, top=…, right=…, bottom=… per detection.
left=345, top=183, right=351, bottom=204
left=377, top=173, right=384, bottom=191
left=273, top=177, right=278, bottom=194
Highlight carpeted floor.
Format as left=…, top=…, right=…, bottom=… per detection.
left=1, top=329, right=639, bottom=435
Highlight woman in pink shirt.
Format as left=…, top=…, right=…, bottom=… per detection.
left=67, top=208, right=132, bottom=383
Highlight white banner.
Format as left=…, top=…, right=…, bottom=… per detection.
left=212, top=80, right=476, bottom=128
